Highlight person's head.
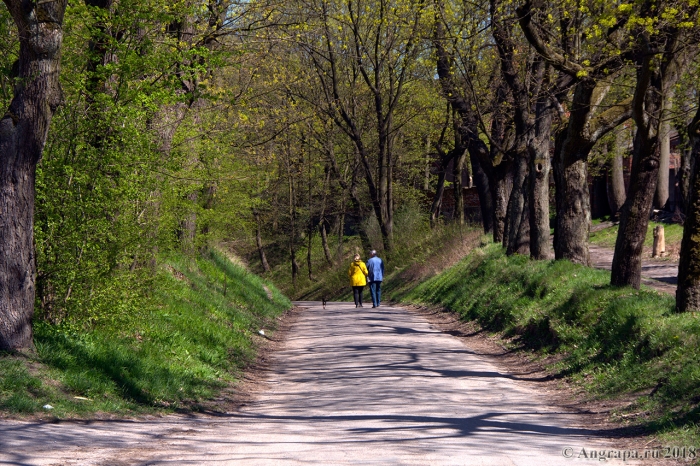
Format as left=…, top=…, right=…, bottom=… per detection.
left=353, top=253, right=361, bottom=261
left=370, top=249, right=377, bottom=257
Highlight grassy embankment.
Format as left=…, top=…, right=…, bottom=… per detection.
left=0, top=250, right=290, bottom=418
left=590, top=220, right=684, bottom=258
left=394, top=243, right=700, bottom=445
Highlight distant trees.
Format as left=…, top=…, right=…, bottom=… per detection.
left=5, top=0, right=700, bottom=350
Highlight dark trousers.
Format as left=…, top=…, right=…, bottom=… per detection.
left=352, top=286, right=364, bottom=307
left=369, top=281, right=382, bottom=307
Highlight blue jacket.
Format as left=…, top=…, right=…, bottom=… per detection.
left=366, top=256, right=384, bottom=282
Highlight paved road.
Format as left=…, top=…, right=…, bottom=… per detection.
left=1, top=303, right=639, bottom=465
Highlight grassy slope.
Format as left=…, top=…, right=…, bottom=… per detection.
left=590, top=221, right=684, bottom=257
left=395, top=243, right=700, bottom=444
left=0, top=250, right=290, bottom=417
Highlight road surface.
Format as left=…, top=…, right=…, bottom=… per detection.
left=0, top=302, right=644, bottom=465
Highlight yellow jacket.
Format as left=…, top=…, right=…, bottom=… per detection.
left=348, top=260, right=369, bottom=287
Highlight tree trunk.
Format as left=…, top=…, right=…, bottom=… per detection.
left=336, top=211, right=345, bottom=264
left=611, top=129, right=659, bottom=288
left=680, top=142, right=692, bottom=214
left=424, top=135, right=431, bottom=191
left=307, top=224, right=314, bottom=281
left=506, top=153, right=530, bottom=255
left=320, top=221, right=333, bottom=265
left=655, top=94, right=673, bottom=210
left=677, top=105, right=700, bottom=311
left=607, top=152, right=626, bottom=220
left=472, top=155, right=494, bottom=234
left=254, top=211, right=270, bottom=273
left=453, top=148, right=466, bottom=224
left=0, top=0, right=68, bottom=351
left=491, top=165, right=512, bottom=245
left=430, top=170, right=447, bottom=228
left=591, top=175, right=610, bottom=219
left=611, top=30, right=683, bottom=289
left=179, top=192, right=198, bottom=254
left=553, top=129, right=593, bottom=265
left=529, top=100, right=553, bottom=260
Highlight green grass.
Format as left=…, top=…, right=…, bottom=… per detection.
left=397, top=243, right=700, bottom=445
left=590, top=221, right=684, bottom=252
left=0, top=249, right=290, bottom=417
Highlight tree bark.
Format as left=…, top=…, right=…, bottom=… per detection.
left=307, top=224, right=314, bottom=281
left=611, top=127, right=660, bottom=288
left=505, top=153, right=530, bottom=255
left=253, top=210, right=270, bottom=273
left=430, top=168, right=447, bottom=228
left=472, top=154, right=494, bottom=234
left=0, top=0, right=68, bottom=351
left=529, top=100, right=554, bottom=260
left=655, top=94, right=674, bottom=210
left=677, top=104, right=700, bottom=311
left=178, top=192, right=198, bottom=254
left=320, top=221, right=333, bottom=265
left=611, top=24, right=685, bottom=289
left=453, top=148, right=467, bottom=224
left=607, top=151, right=626, bottom=220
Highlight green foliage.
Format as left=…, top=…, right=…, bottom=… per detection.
left=0, top=251, right=289, bottom=416
left=399, top=244, right=700, bottom=442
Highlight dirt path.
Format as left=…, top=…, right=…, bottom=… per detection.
left=588, top=244, right=679, bottom=295
left=1, top=303, right=656, bottom=465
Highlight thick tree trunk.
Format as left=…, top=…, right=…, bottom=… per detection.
left=472, top=155, right=494, bottom=234
left=677, top=106, right=700, bottom=311
left=0, top=0, right=68, bottom=351
left=591, top=175, right=610, bottom=219
left=553, top=130, right=593, bottom=265
left=492, top=166, right=512, bottom=245
left=0, top=167, right=37, bottom=351
left=506, top=154, right=530, bottom=255
left=607, top=152, right=626, bottom=220
left=680, top=141, right=692, bottom=214
left=611, top=30, right=683, bottom=289
left=611, top=130, right=659, bottom=288
left=529, top=101, right=553, bottom=260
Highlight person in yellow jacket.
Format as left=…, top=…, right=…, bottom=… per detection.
left=348, top=253, right=369, bottom=308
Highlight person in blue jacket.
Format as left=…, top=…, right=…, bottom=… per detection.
left=366, top=250, right=385, bottom=308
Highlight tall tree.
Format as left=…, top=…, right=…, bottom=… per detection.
left=0, top=0, right=68, bottom=350
left=611, top=1, right=696, bottom=288
left=518, top=0, right=633, bottom=265
left=677, top=97, right=700, bottom=311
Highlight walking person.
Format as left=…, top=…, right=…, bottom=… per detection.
left=348, top=253, right=369, bottom=308
left=366, top=250, right=385, bottom=308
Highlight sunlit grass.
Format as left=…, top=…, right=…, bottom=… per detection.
left=590, top=221, right=684, bottom=252
left=0, top=249, right=290, bottom=417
